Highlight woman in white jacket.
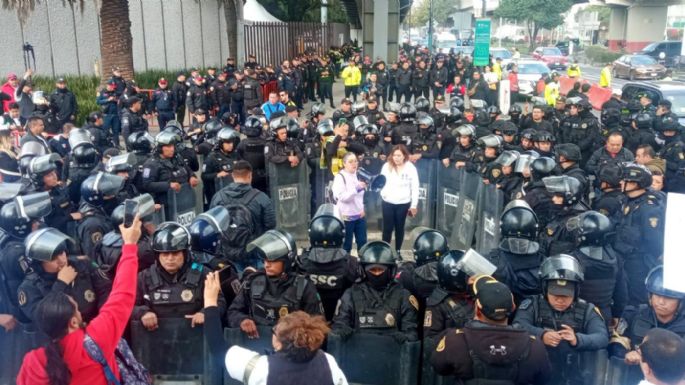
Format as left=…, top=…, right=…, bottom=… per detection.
left=379, top=144, right=419, bottom=251
left=203, top=273, right=348, bottom=385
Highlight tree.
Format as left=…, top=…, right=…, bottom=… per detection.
left=219, top=0, right=242, bottom=61
left=406, top=0, right=460, bottom=28
left=2, top=0, right=134, bottom=83
left=494, top=0, right=573, bottom=49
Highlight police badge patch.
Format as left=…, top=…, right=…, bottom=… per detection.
left=649, top=217, right=658, bottom=228
left=279, top=306, right=289, bottom=318
left=181, top=289, right=194, bottom=302
left=385, top=313, right=396, bottom=327
left=18, top=290, right=27, bottom=306
left=409, top=295, right=419, bottom=310
left=84, top=289, right=96, bottom=303
left=424, top=310, right=433, bottom=327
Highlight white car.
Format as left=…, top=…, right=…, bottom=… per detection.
left=512, top=60, right=550, bottom=96
left=490, top=47, right=513, bottom=68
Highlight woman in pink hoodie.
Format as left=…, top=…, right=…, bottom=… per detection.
left=332, top=152, right=367, bottom=253
left=17, top=215, right=142, bottom=385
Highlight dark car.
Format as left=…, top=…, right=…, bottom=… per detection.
left=640, top=41, right=682, bottom=67
left=532, top=47, right=568, bottom=70
left=622, top=81, right=685, bottom=125
left=555, top=39, right=580, bottom=56
left=612, top=54, right=667, bottom=80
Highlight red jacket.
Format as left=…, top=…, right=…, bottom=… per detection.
left=508, top=72, right=519, bottom=92
left=17, top=244, right=139, bottom=385
left=1, top=82, right=16, bottom=112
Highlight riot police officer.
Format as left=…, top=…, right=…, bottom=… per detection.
left=409, top=113, right=439, bottom=162
left=105, top=153, right=140, bottom=200
left=555, top=143, right=589, bottom=197
left=600, top=107, right=625, bottom=142
left=626, top=112, right=658, bottom=154
left=538, top=175, right=588, bottom=256
left=423, top=250, right=474, bottom=339
left=202, top=127, right=240, bottom=205
left=474, top=134, right=503, bottom=177
left=84, top=111, right=112, bottom=154
left=656, top=115, right=685, bottom=193
left=140, top=131, right=198, bottom=206
left=77, top=172, right=124, bottom=257
left=0, top=192, right=52, bottom=323
left=513, top=254, right=609, bottom=385
left=120, top=96, right=148, bottom=146
left=186, top=76, right=210, bottom=122
left=567, top=210, right=626, bottom=323
left=493, top=150, right=523, bottom=203
left=488, top=200, right=544, bottom=304
left=533, top=130, right=556, bottom=159
left=592, top=163, right=626, bottom=224
left=133, top=222, right=222, bottom=330
left=227, top=229, right=323, bottom=335
left=500, top=121, right=521, bottom=152
left=614, top=163, right=664, bottom=306
left=28, top=153, right=79, bottom=235
left=392, top=103, right=418, bottom=146
left=265, top=116, right=304, bottom=166
left=296, top=204, right=361, bottom=321
left=560, top=98, right=599, bottom=167
left=521, top=156, right=557, bottom=227
left=397, top=228, right=449, bottom=304
left=65, top=128, right=101, bottom=205
left=332, top=98, right=354, bottom=126
left=161, top=121, right=200, bottom=172
left=17, top=227, right=107, bottom=322
left=447, top=124, right=478, bottom=172
left=332, top=241, right=418, bottom=343
left=236, top=115, right=268, bottom=193
left=151, top=78, right=176, bottom=129
left=609, top=265, right=685, bottom=362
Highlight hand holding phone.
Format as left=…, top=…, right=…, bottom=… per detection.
left=124, top=199, right=139, bottom=228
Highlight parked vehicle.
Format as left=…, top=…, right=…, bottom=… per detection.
left=513, top=60, right=551, bottom=96
left=532, top=47, right=568, bottom=70
left=639, top=40, right=682, bottom=67
left=622, top=81, right=685, bottom=125
left=612, top=54, right=667, bottom=80
left=490, top=47, right=513, bottom=68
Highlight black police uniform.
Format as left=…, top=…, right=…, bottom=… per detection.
left=410, top=130, right=440, bottom=159
left=538, top=205, right=588, bottom=256
left=412, top=67, right=430, bottom=99
left=489, top=249, right=544, bottom=305
left=85, top=121, right=112, bottom=154
left=397, top=262, right=439, bottom=305
left=297, top=248, right=361, bottom=321
left=171, top=79, right=188, bottom=124
left=202, top=148, right=239, bottom=203
left=658, top=135, right=685, bottom=193
left=186, top=83, right=210, bottom=119
left=151, top=87, right=176, bottom=129
left=139, top=154, right=193, bottom=206
left=265, top=137, right=304, bottom=165
left=120, top=107, right=148, bottom=145
left=49, top=87, right=78, bottom=128
left=448, top=143, right=479, bottom=172
left=133, top=262, right=223, bottom=320
left=45, top=186, right=77, bottom=236
left=0, top=239, right=32, bottom=323
left=592, top=189, right=626, bottom=225
left=610, top=304, right=685, bottom=359
left=227, top=272, right=323, bottom=327
left=243, top=77, right=263, bottom=114
left=17, top=259, right=107, bottom=323
left=77, top=203, right=114, bottom=259
left=236, top=136, right=268, bottom=193
left=423, top=288, right=474, bottom=339
left=614, top=193, right=664, bottom=306
left=513, top=296, right=608, bottom=385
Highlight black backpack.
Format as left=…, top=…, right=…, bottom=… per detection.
left=222, top=189, right=260, bottom=262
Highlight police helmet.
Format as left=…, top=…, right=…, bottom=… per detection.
left=520, top=128, right=537, bottom=142
left=155, top=130, right=181, bottom=150
left=598, top=163, right=623, bottom=187
left=470, top=99, right=488, bottom=110
left=385, top=102, right=401, bottom=115
left=399, top=103, right=417, bottom=122
left=500, top=121, right=518, bottom=136
left=565, top=96, right=582, bottom=107
left=216, top=127, right=241, bottom=147
left=448, top=105, right=463, bottom=123
left=577, top=98, right=592, bottom=112
left=415, top=97, right=430, bottom=112
left=284, top=118, right=299, bottom=139
left=0, top=192, right=52, bottom=238
left=487, top=105, right=501, bottom=116
left=450, top=96, right=465, bottom=112
left=555, top=143, right=581, bottom=163
left=358, top=241, right=396, bottom=266
left=110, top=204, right=125, bottom=227
left=19, top=142, right=48, bottom=170
left=509, top=104, right=522, bottom=116
left=539, top=254, right=584, bottom=297
left=633, top=112, right=652, bottom=130
left=317, top=119, right=334, bottom=137
left=308, top=204, right=345, bottom=248
left=621, top=162, right=652, bottom=189
left=269, top=116, right=288, bottom=137
left=105, top=153, right=135, bottom=174
left=127, top=132, right=155, bottom=154
left=495, top=150, right=519, bottom=167
left=535, top=130, right=555, bottom=143
left=351, top=101, right=366, bottom=115
left=453, top=124, right=476, bottom=138
left=530, top=157, right=556, bottom=181
left=514, top=151, right=540, bottom=174
left=360, top=124, right=380, bottom=137
left=601, top=108, right=621, bottom=126
left=162, top=121, right=186, bottom=140
left=243, top=115, right=263, bottom=137
left=353, top=115, right=370, bottom=133
left=203, top=119, right=223, bottom=141
left=412, top=227, right=449, bottom=266
left=81, top=172, right=125, bottom=207
left=72, top=144, right=100, bottom=166
left=645, top=265, right=685, bottom=300
left=188, top=206, right=230, bottom=255
left=478, top=134, right=503, bottom=150
left=68, top=128, right=94, bottom=150
left=246, top=229, right=297, bottom=269
left=568, top=211, right=612, bottom=247
left=416, top=112, right=434, bottom=130
left=475, top=110, right=490, bottom=127
left=28, top=153, right=61, bottom=186
left=437, top=250, right=469, bottom=293
left=0, top=183, right=24, bottom=205
left=24, top=227, right=73, bottom=262
left=657, top=114, right=681, bottom=134
left=543, top=175, right=582, bottom=205
left=152, top=222, right=191, bottom=253
left=311, top=102, right=326, bottom=117
left=87, top=111, right=103, bottom=124
left=499, top=200, right=539, bottom=254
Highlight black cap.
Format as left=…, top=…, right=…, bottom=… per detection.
left=547, top=279, right=576, bottom=297
left=285, top=105, right=298, bottom=113
left=658, top=99, right=672, bottom=109
left=341, top=98, right=352, bottom=105
left=56, top=77, right=65, bottom=83
left=474, top=276, right=514, bottom=321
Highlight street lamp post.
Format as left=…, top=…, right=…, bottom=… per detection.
left=428, top=0, right=434, bottom=53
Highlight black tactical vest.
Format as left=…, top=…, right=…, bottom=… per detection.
left=249, top=273, right=307, bottom=326
left=351, top=282, right=404, bottom=330
left=144, top=263, right=204, bottom=318
left=299, top=248, right=348, bottom=291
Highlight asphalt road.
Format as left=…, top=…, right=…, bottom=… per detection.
left=575, top=63, right=628, bottom=92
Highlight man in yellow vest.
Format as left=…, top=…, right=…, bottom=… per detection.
left=341, top=60, right=362, bottom=102
left=567, top=60, right=581, bottom=78
left=544, top=72, right=560, bottom=106
left=599, top=62, right=612, bottom=88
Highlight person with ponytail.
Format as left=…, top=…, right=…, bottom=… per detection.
left=17, top=214, right=142, bottom=385
left=203, top=272, right=348, bottom=385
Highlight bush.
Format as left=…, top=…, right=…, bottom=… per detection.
left=29, top=69, right=184, bottom=126
left=584, top=45, right=623, bottom=65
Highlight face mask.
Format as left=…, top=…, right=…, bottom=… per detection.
left=365, top=267, right=392, bottom=290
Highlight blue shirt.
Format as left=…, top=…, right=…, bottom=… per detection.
left=261, top=102, right=285, bottom=121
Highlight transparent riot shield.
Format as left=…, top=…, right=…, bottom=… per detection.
left=195, top=154, right=205, bottom=213
left=361, top=156, right=385, bottom=231
left=450, top=171, right=482, bottom=250
left=327, top=332, right=420, bottom=385
left=223, top=326, right=275, bottom=385
left=165, top=183, right=197, bottom=226
left=435, top=165, right=464, bottom=237
left=4, top=323, right=47, bottom=385
left=475, top=183, right=504, bottom=255
left=268, top=162, right=310, bottom=241
left=312, top=165, right=331, bottom=210
left=130, top=319, right=220, bottom=385
left=404, top=159, right=438, bottom=236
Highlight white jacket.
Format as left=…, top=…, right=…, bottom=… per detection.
left=379, top=161, right=420, bottom=208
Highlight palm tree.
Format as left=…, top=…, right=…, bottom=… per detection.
left=2, top=0, right=134, bottom=83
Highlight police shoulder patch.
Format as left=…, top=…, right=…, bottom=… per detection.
left=18, top=290, right=27, bottom=306
left=424, top=310, right=432, bottom=327
left=593, top=306, right=604, bottom=319
left=436, top=336, right=446, bottom=352
left=143, top=168, right=151, bottom=178
left=91, top=232, right=103, bottom=244
left=649, top=217, right=658, bottom=228
left=519, top=298, right=532, bottom=310
left=409, top=295, right=419, bottom=310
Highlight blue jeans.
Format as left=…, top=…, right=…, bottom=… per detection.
left=343, top=217, right=367, bottom=253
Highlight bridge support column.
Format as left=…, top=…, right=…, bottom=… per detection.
left=362, top=0, right=399, bottom=62
left=608, top=4, right=668, bottom=53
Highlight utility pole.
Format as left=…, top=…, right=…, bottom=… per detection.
left=482, top=0, right=487, bottom=18
left=428, top=0, right=434, bottom=52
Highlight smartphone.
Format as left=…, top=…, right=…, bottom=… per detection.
left=218, top=265, right=235, bottom=283
left=123, top=199, right=138, bottom=228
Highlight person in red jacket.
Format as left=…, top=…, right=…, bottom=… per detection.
left=17, top=214, right=143, bottom=385
left=1, top=73, right=18, bottom=112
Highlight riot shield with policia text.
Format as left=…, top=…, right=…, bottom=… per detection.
left=165, top=183, right=197, bottom=226
left=268, top=162, right=311, bottom=240
left=475, top=183, right=504, bottom=255
left=404, top=158, right=437, bottom=240
left=435, top=165, right=464, bottom=237
left=450, top=170, right=482, bottom=250
left=359, top=156, right=385, bottom=231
